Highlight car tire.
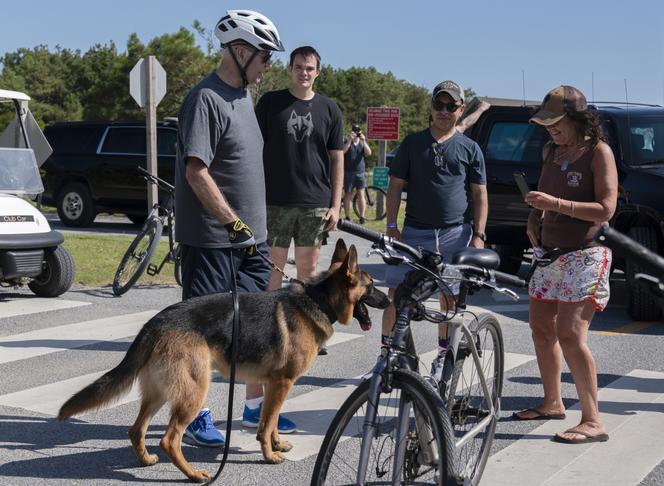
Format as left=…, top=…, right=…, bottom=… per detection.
left=28, top=246, right=75, bottom=297
left=56, top=182, right=96, bottom=227
left=626, top=226, right=662, bottom=321
left=494, top=245, right=524, bottom=275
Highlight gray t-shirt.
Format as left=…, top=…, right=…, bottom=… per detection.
left=175, top=72, right=266, bottom=248
left=390, top=129, right=486, bottom=229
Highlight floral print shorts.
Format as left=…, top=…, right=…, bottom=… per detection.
left=528, top=246, right=612, bottom=311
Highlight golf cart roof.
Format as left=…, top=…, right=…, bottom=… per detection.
left=0, top=89, right=31, bottom=102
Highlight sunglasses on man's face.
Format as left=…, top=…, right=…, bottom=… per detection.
left=258, top=50, right=272, bottom=64
left=432, top=100, right=461, bottom=113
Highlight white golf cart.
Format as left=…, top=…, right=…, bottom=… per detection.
left=0, top=89, right=75, bottom=296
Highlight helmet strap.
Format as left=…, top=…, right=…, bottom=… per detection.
left=228, top=45, right=259, bottom=88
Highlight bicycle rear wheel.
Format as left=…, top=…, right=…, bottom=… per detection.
left=445, top=313, right=504, bottom=485
left=311, top=368, right=456, bottom=485
left=173, top=243, right=182, bottom=287
left=112, top=218, right=163, bottom=296
left=354, top=186, right=387, bottom=222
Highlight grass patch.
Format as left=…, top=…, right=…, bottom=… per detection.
left=63, top=233, right=177, bottom=288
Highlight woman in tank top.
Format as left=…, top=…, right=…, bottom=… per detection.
left=512, top=86, right=618, bottom=445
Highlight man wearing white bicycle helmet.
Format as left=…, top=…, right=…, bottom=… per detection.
left=175, top=9, right=293, bottom=448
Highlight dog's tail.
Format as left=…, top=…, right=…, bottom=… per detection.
left=58, top=327, right=152, bottom=420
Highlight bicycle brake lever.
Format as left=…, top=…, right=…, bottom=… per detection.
left=480, top=279, right=520, bottom=301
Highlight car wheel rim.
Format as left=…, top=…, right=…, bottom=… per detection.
left=62, top=192, right=83, bottom=220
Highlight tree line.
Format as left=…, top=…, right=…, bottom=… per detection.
left=0, top=24, right=474, bottom=164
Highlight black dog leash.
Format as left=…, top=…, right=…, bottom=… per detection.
left=205, top=250, right=240, bottom=485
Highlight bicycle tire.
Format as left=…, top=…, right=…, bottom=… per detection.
left=353, top=186, right=387, bottom=222
left=444, top=313, right=504, bottom=485
left=173, top=243, right=182, bottom=287
left=311, top=368, right=456, bottom=485
left=112, top=218, right=163, bottom=296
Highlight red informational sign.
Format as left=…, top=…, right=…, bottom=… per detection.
left=366, top=107, right=400, bottom=140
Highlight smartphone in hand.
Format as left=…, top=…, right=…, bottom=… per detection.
left=513, top=172, right=530, bottom=199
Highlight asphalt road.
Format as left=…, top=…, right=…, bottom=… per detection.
left=1, top=223, right=664, bottom=485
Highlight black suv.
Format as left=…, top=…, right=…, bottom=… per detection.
left=464, top=102, right=664, bottom=320
left=41, top=121, right=178, bottom=226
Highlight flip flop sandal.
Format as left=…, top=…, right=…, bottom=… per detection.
left=512, top=408, right=567, bottom=421
left=553, top=428, right=610, bottom=444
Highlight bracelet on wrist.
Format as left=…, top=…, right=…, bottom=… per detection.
left=386, top=222, right=398, bottom=229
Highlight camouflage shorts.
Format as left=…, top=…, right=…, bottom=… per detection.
left=266, top=206, right=329, bottom=248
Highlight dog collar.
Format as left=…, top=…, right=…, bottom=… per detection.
left=304, top=285, right=338, bottom=324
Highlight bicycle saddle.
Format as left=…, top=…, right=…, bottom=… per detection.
left=451, top=248, right=501, bottom=270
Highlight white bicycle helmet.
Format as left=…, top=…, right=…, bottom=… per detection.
left=215, top=10, right=284, bottom=52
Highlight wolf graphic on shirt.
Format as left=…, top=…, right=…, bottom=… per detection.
left=287, top=110, right=313, bottom=142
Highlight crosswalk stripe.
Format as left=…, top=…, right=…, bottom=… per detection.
left=482, top=369, right=664, bottom=486
left=0, top=330, right=363, bottom=415
left=0, top=298, right=91, bottom=319
left=0, top=369, right=142, bottom=416
left=0, top=310, right=158, bottom=364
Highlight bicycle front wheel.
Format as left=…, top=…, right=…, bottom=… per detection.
left=354, top=186, right=387, bottom=222
left=445, top=313, right=504, bottom=485
left=311, top=369, right=456, bottom=485
left=112, top=218, right=163, bottom=296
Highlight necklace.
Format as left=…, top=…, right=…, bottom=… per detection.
left=553, top=142, right=588, bottom=171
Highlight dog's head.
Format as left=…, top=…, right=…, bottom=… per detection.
left=329, top=238, right=390, bottom=330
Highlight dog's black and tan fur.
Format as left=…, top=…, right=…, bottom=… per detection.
left=58, top=239, right=389, bottom=483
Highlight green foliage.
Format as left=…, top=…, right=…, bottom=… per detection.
left=1, top=23, right=473, bottom=163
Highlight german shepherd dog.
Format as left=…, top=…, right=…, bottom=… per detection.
left=58, top=239, right=389, bottom=483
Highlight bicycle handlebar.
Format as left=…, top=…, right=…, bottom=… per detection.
left=595, top=226, right=664, bottom=278
left=336, top=219, right=527, bottom=287
left=136, top=166, right=175, bottom=192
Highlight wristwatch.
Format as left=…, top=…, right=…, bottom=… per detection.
left=473, top=229, right=487, bottom=242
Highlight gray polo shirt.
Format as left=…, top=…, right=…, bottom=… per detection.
left=175, top=72, right=266, bottom=247
left=390, top=129, right=486, bottom=229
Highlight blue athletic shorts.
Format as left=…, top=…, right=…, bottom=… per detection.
left=180, top=241, right=271, bottom=300
left=384, top=224, right=472, bottom=291
left=343, top=172, right=366, bottom=193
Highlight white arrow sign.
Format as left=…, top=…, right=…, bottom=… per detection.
left=129, top=57, right=167, bottom=108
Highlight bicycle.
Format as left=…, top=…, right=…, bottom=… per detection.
left=353, top=185, right=387, bottom=222
left=311, top=220, right=527, bottom=485
left=594, top=226, right=664, bottom=299
left=112, top=166, right=181, bottom=296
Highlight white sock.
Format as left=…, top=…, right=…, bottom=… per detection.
left=245, top=397, right=263, bottom=409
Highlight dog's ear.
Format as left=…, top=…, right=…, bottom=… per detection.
left=340, top=245, right=359, bottom=278
left=331, top=238, right=348, bottom=265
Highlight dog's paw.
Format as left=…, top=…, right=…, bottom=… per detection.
left=264, top=451, right=286, bottom=464
left=139, top=453, right=159, bottom=466
left=272, top=439, right=293, bottom=452
left=188, top=469, right=211, bottom=483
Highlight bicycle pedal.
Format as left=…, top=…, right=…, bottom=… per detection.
left=146, top=264, right=158, bottom=276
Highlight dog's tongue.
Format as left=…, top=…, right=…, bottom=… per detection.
left=354, top=302, right=372, bottom=331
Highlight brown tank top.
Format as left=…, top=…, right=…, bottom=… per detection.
left=539, top=143, right=602, bottom=250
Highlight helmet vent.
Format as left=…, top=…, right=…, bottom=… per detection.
left=219, top=24, right=228, bottom=32
left=228, top=20, right=237, bottom=28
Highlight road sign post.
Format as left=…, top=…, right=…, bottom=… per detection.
left=130, top=56, right=167, bottom=211
left=367, top=107, right=400, bottom=218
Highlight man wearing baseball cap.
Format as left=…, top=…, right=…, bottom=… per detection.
left=381, top=80, right=488, bottom=374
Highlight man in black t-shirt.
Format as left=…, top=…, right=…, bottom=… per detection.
left=256, top=46, right=344, bottom=319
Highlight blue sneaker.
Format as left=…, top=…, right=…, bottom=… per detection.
left=182, top=410, right=225, bottom=447
left=241, top=404, right=296, bottom=434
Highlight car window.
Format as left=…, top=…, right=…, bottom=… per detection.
left=625, top=118, right=664, bottom=166
left=100, top=127, right=146, bottom=155
left=157, top=128, right=177, bottom=156
left=485, top=121, right=548, bottom=166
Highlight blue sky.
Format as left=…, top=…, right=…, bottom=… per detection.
left=2, top=0, right=663, bottom=104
